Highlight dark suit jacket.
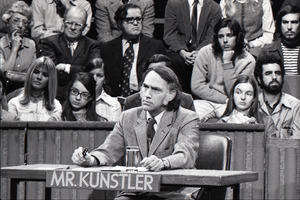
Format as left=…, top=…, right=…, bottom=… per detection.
left=42, top=34, right=101, bottom=101
left=164, top=0, right=221, bottom=52
left=101, top=34, right=166, bottom=97
left=124, top=92, right=196, bottom=112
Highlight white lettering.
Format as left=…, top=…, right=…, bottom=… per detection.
left=79, top=172, right=89, bottom=187
left=100, top=173, right=110, bottom=188
left=110, top=174, right=119, bottom=188
left=135, top=174, right=144, bottom=190
left=89, top=172, right=100, bottom=188
left=144, top=175, right=153, bottom=190
left=50, top=171, right=65, bottom=186
left=127, top=174, right=135, bottom=190
left=119, top=174, right=128, bottom=189
left=66, top=172, right=75, bottom=186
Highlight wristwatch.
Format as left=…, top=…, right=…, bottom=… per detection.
left=162, top=158, right=170, bottom=170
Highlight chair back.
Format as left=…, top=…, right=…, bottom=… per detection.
left=196, top=134, right=232, bottom=170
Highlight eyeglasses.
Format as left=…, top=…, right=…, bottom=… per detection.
left=64, top=21, right=84, bottom=29
left=123, top=17, right=143, bottom=24
left=70, top=88, right=90, bottom=99
left=11, top=18, right=29, bottom=26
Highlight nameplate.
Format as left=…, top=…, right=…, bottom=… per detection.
left=46, top=170, right=161, bottom=192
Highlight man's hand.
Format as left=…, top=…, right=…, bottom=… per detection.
left=55, top=64, right=66, bottom=71
left=179, top=49, right=196, bottom=66
left=11, top=30, right=22, bottom=52
left=222, top=50, right=234, bottom=64
left=140, top=155, right=164, bottom=172
left=71, top=147, right=96, bottom=166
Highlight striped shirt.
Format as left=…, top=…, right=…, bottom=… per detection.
left=281, top=43, right=300, bottom=75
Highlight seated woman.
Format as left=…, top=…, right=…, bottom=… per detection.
left=62, top=72, right=106, bottom=121
left=85, top=58, right=121, bottom=122
left=0, top=70, right=17, bottom=121
left=218, top=75, right=260, bottom=124
left=0, top=1, right=36, bottom=94
left=8, top=56, right=62, bottom=121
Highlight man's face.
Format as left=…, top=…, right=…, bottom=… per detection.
left=218, top=27, right=236, bottom=51
left=260, top=63, right=283, bottom=95
left=140, top=71, right=175, bottom=116
left=120, top=8, right=142, bottom=40
left=281, top=13, right=300, bottom=40
left=63, top=11, right=86, bottom=42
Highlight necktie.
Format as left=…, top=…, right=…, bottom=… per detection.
left=68, top=42, right=75, bottom=57
left=147, top=117, right=156, bottom=149
left=121, top=40, right=134, bottom=97
left=190, top=0, right=198, bottom=51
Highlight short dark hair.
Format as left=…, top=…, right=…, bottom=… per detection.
left=276, top=5, right=300, bottom=36
left=114, top=3, right=141, bottom=27
left=212, top=18, right=245, bottom=60
left=0, top=71, right=7, bottom=95
left=141, top=66, right=182, bottom=111
left=254, top=52, right=285, bottom=88
left=143, top=54, right=171, bottom=72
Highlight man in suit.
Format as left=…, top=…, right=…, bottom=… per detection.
left=123, top=54, right=196, bottom=111
left=42, top=6, right=101, bottom=103
left=163, top=0, right=221, bottom=94
left=254, top=53, right=300, bottom=139
left=101, top=4, right=166, bottom=97
left=72, top=65, right=200, bottom=199
left=95, top=0, right=155, bottom=43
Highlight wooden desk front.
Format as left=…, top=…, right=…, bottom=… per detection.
left=1, top=164, right=258, bottom=200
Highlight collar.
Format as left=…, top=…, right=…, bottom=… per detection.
left=2, top=34, right=29, bottom=49
left=233, top=0, right=258, bottom=3
left=50, top=0, right=77, bottom=6
left=259, top=92, right=293, bottom=110
left=188, top=0, right=203, bottom=6
left=147, top=110, right=166, bottom=125
left=122, top=37, right=140, bottom=46
left=95, top=90, right=115, bottom=106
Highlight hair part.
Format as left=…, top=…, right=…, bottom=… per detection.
left=141, top=66, right=182, bottom=111
left=143, top=54, right=172, bottom=72
left=20, top=56, right=57, bottom=110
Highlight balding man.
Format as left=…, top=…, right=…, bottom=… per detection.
left=42, top=6, right=101, bottom=103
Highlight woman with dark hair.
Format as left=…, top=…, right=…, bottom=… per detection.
left=191, top=18, right=256, bottom=121
left=218, top=75, right=260, bottom=123
left=85, top=58, right=121, bottom=122
left=62, top=72, right=105, bottom=121
left=8, top=56, right=61, bottom=121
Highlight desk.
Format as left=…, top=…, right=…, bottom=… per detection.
left=1, top=164, right=258, bottom=200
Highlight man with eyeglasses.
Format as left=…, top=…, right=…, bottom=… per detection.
left=101, top=4, right=166, bottom=98
left=95, top=0, right=154, bottom=44
left=42, top=6, right=101, bottom=104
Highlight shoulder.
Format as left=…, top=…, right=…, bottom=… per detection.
left=175, top=107, right=199, bottom=122
left=282, top=93, right=300, bottom=108
left=43, top=34, right=61, bottom=43
left=141, top=34, right=163, bottom=45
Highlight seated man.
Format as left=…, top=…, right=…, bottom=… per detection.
left=263, top=5, right=300, bottom=75
left=254, top=53, right=300, bottom=139
left=31, top=0, right=92, bottom=39
left=101, top=4, right=166, bottom=97
left=72, top=66, right=200, bottom=200
left=191, top=18, right=255, bottom=121
left=124, top=54, right=196, bottom=111
left=95, top=0, right=154, bottom=43
left=41, top=6, right=101, bottom=103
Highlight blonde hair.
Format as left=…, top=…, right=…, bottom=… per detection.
left=224, top=0, right=257, bottom=18
left=2, top=1, right=33, bottom=28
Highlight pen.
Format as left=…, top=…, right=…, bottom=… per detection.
left=82, top=147, right=88, bottom=158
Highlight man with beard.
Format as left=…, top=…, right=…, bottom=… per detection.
left=254, top=53, right=300, bottom=139
left=263, top=5, right=300, bottom=75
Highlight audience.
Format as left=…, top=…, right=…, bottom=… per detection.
left=164, top=0, right=222, bottom=94
left=191, top=18, right=255, bottom=121
left=85, top=58, right=122, bottom=122
left=95, top=0, right=155, bottom=43
left=124, top=54, right=196, bottom=111
left=263, top=5, right=300, bottom=75
left=254, top=53, right=300, bottom=139
left=31, top=0, right=92, bottom=39
left=8, top=56, right=62, bottom=121
left=0, top=1, right=36, bottom=94
left=281, top=0, right=300, bottom=10
left=218, top=75, right=260, bottom=124
left=220, top=0, right=275, bottom=57
left=0, top=70, right=18, bottom=121
left=41, top=5, right=101, bottom=104
left=61, top=72, right=105, bottom=121
left=101, top=4, right=166, bottom=97
left=72, top=65, right=200, bottom=199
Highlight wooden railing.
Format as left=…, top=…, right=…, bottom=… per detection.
left=1, top=121, right=300, bottom=199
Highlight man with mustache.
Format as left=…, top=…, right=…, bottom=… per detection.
left=254, top=53, right=300, bottom=139
left=263, top=5, right=300, bottom=75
